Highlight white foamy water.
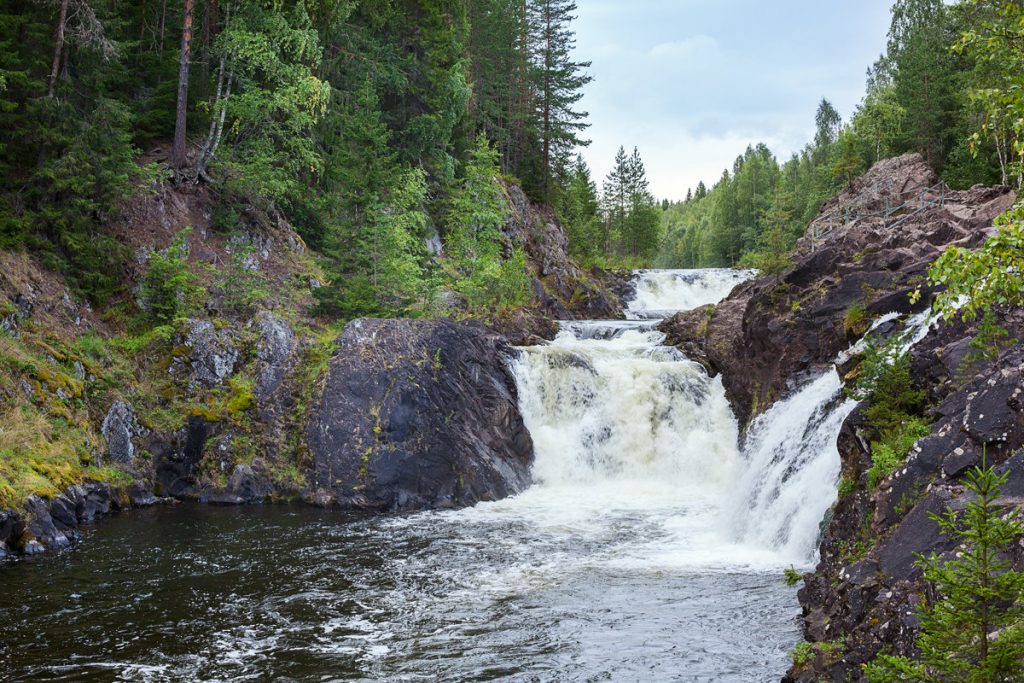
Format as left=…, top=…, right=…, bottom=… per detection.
left=626, top=268, right=756, bottom=319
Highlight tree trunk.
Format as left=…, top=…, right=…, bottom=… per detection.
left=171, top=0, right=195, bottom=171
left=47, top=0, right=70, bottom=97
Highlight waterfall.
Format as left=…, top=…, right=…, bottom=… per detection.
left=626, top=269, right=755, bottom=320
left=731, top=371, right=856, bottom=563
left=509, top=268, right=936, bottom=570
left=730, top=307, right=937, bottom=565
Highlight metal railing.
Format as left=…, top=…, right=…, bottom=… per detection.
left=810, top=180, right=947, bottom=243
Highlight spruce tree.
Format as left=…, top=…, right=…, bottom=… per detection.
left=866, top=461, right=1024, bottom=682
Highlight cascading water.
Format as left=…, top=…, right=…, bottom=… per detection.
left=3, top=268, right=881, bottom=683
left=627, top=268, right=756, bottom=319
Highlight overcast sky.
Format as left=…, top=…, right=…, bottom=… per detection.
left=573, top=0, right=894, bottom=201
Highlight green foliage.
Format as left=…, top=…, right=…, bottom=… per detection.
left=784, top=567, right=803, bottom=586
left=838, top=475, right=858, bottom=500
left=929, top=202, right=1024, bottom=323
left=443, top=135, right=531, bottom=314
left=867, top=417, right=931, bottom=490
left=792, top=642, right=815, bottom=667
left=850, top=336, right=931, bottom=489
left=218, top=237, right=271, bottom=315
left=866, top=461, right=1024, bottom=682
left=139, top=228, right=204, bottom=324
left=600, top=146, right=662, bottom=261
left=558, top=156, right=603, bottom=262
left=844, top=304, right=872, bottom=338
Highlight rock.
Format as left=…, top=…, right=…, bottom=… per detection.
left=662, top=154, right=1014, bottom=427
left=253, top=312, right=295, bottom=402
left=307, top=318, right=534, bottom=511
left=127, top=482, right=160, bottom=507
left=964, top=362, right=1024, bottom=447
left=499, top=179, right=627, bottom=320
left=179, top=319, right=238, bottom=388
left=0, top=509, right=24, bottom=549
left=0, top=540, right=9, bottom=559
left=227, top=464, right=266, bottom=503
left=101, top=400, right=143, bottom=465
left=154, top=416, right=213, bottom=498
left=876, top=490, right=957, bottom=580
left=21, top=495, right=70, bottom=551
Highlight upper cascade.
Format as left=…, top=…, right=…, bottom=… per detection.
left=626, top=269, right=755, bottom=320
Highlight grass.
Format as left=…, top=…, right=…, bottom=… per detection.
left=843, top=303, right=871, bottom=338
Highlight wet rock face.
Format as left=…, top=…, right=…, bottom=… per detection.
left=307, top=318, right=534, bottom=511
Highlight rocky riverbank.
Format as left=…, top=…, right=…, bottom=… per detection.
left=0, top=175, right=628, bottom=560
left=660, top=153, right=1022, bottom=681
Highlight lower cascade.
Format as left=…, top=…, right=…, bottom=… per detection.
left=0, top=269, right=876, bottom=682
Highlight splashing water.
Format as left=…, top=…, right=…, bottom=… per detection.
left=626, top=269, right=756, bottom=320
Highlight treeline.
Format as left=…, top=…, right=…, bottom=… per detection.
left=555, top=146, right=663, bottom=266
left=0, top=0, right=593, bottom=317
left=659, top=0, right=1024, bottom=270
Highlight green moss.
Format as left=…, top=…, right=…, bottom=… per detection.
left=226, top=377, right=256, bottom=418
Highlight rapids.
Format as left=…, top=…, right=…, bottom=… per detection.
left=0, top=269, right=866, bottom=682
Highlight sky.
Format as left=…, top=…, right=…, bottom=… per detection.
left=572, top=0, right=895, bottom=201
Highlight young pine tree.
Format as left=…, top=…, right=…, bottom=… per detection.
left=865, top=461, right=1024, bottom=683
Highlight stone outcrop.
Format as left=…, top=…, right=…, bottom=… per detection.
left=306, top=318, right=534, bottom=511
left=500, top=179, right=627, bottom=323
left=789, top=308, right=1024, bottom=682
left=660, top=153, right=1020, bottom=681
left=0, top=481, right=164, bottom=558
left=101, top=400, right=144, bottom=465
left=660, top=153, right=1016, bottom=427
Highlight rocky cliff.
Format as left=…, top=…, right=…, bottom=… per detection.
left=660, top=153, right=1022, bottom=681
left=661, top=154, right=1015, bottom=427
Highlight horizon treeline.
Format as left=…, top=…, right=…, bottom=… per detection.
left=0, top=0, right=593, bottom=317
left=656, top=0, right=1024, bottom=270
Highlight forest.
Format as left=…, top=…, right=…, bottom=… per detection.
left=0, top=0, right=595, bottom=319
left=655, top=0, right=1024, bottom=271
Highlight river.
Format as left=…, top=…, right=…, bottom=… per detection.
left=0, top=270, right=857, bottom=682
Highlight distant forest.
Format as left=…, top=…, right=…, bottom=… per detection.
left=654, top=0, right=1024, bottom=270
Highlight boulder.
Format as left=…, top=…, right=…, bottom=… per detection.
left=21, top=495, right=70, bottom=551
left=307, top=318, right=534, bottom=511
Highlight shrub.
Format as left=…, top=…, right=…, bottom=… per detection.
left=865, top=461, right=1024, bottom=682
left=139, top=228, right=204, bottom=323
left=843, top=303, right=871, bottom=338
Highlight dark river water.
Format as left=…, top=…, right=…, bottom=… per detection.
left=1, top=503, right=799, bottom=682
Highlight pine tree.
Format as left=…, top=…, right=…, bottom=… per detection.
left=527, top=0, right=592, bottom=200
left=601, top=146, right=629, bottom=255
left=557, top=155, right=602, bottom=260
left=866, top=460, right=1024, bottom=682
